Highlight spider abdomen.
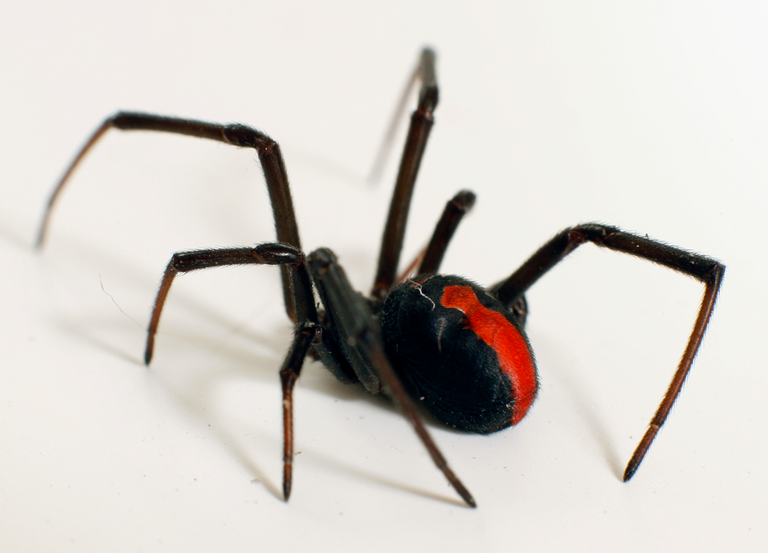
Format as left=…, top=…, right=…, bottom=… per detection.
left=381, top=275, right=538, bottom=433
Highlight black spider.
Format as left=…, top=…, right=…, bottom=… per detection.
left=37, top=48, right=724, bottom=508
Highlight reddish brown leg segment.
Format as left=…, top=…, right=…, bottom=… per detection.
left=280, top=322, right=320, bottom=500
left=143, top=243, right=316, bottom=365
left=492, top=223, right=725, bottom=480
left=36, top=112, right=304, bottom=321
left=372, top=48, right=439, bottom=300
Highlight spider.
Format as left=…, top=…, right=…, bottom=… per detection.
left=37, top=48, right=724, bottom=508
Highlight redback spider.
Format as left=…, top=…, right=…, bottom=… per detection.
left=37, top=48, right=724, bottom=508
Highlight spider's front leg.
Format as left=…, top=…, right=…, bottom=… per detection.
left=141, top=241, right=322, bottom=501
left=279, top=321, right=321, bottom=500
left=492, top=223, right=724, bottom=481
left=144, top=243, right=316, bottom=364
left=36, top=112, right=304, bottom=322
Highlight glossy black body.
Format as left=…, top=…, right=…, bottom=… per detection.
left=381, top=275, right=533, bottom=433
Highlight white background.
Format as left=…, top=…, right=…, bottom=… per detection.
left=1, top=1, right=765, bottom=551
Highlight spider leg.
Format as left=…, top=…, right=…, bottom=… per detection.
left=491, top=223, right=724, bottom=481
left=308, top=248, right=476, bottom=508
left=36, top=112, right=303, bottom=322
left=371, top=48, right=439, bottom=300
left=140, top=242, right=321, bottom=501
left=395, top=189, right=476, bottom=283
left=418, top=190, right=476, bottom=275
left=367, top=48, right=424, bottom=184
left=395, top=246, right=427, bottom=284
left=279, top=321, right=321, bottom=501
left=143, top=243, right=317, bottom=365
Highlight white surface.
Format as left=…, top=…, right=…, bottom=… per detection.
left=1, top=1, right=765, bottom=551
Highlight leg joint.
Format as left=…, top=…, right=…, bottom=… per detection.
left=221, top=123, right=273, bottom=149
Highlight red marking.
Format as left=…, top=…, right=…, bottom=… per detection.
left=440, top=285, right=537, bottom=425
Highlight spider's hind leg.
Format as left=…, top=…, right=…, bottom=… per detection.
left=492, top=223, right=724, bottom=481
left=371, top=48, right=439, bottom=300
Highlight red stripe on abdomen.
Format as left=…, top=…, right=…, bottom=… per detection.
left=440, top=285, right=537, bottom=425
